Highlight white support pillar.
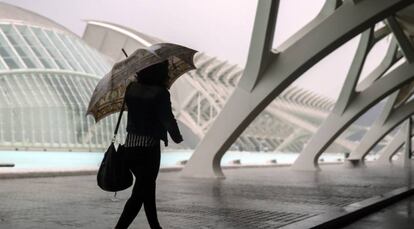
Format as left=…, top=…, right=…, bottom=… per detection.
left=376, top=127, right=406, bottom=165
left=347, top=98, right=414, bottom=164
left=346, top=92, right=398, bottom=164
left=238, top=0, right=279, bottom=92
left=292, top=27, right=376, bottom=170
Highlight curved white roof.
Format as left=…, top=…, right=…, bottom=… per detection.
left=84, top=20, right=163, bottom=47
left=0, top=2, right=74, bottom=35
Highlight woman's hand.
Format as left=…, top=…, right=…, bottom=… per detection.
left=173, top=136, right=183, bottom=144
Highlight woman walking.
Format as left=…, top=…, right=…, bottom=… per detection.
left=115, top=60, right=183, bottom=229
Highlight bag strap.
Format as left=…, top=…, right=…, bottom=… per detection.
left=111, top=98, right=126, bottom=143
left=111, top=49, right=129, bottom=144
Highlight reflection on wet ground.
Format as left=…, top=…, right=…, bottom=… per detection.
left=0, top=162, right=413, bottom=228
left=343, top=195, right=414, bottom=229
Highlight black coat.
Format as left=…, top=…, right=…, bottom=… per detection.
left=125, top=82, right=183, bottom=146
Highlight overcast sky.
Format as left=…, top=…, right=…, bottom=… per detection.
left=0, top=0, right=388, bottom=100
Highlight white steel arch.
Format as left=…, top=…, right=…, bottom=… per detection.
left=181, top=0, right=413, bottom=178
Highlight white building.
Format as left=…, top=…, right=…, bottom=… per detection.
left=0, top=2, right=117, bottom=151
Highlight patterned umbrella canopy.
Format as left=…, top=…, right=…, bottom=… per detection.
left=86, top=43, right=197, bottom=122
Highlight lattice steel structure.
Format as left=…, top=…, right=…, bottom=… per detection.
left=0, top=3, right=121, bottom=151
left=181, top=53, right=362, bottom=153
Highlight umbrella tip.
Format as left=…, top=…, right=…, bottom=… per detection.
left=122, top=49, right=128, bottom=57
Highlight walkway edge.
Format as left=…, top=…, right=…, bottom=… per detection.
left=280, top=186, right=414, bottom=229
left=0, top=163, right=347, bottom=179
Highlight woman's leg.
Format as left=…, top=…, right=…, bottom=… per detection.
left=143, top=145, right=161, bottom=229
left=115, top=148, right=145, bottom=229
left=115, top=145, right=162, bottom=229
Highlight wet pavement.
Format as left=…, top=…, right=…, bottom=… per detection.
left=343, top=193, right=414, bottom=229
left=0, top=162, right=413, bottom=229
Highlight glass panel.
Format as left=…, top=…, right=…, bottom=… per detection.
left=12, top=75, right=34, bottom=145
left=26, top=74, right=48, bottom=145
left=0, top=77, right=10, bottom=107
left=43, top=30, right=85, bottom=72
left=3, top=75, right=22, bottom=107
left=0, top=76, right=11, bottom=142
left=63, top=75, right=85, bottom=145
left=0, top=25, right=40, bottom=68
left=25, top=75, right=40, bottom=104
left=44, top=74, right=68, bottom=144
left=15, top=25, right=56, bottom=69
left=31, top=28, right=71, bottom=70
left=74, top=77, right=100, bottom=146
left=68, top=38, right=104, bottom=76
left=32, top=74, right=57, bottom=144
left=37, top=74, right=59, bottom=106
left=72, top=77, right=87, bottom=105
left=13, top=75, right=31, bottom=107
left=0, top=32, right=24, bottom=69
left=0, top=56, right=7, bottom=69
left=59, top=34, right=94, bottom=74
left=87, top=47, right=111, bottom=74
left=55, top=76, right=77, bottom=144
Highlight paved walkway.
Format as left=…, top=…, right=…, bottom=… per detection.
left=1, top=162, right=413, bottom=229
left=343, top=193, right=414, bottom=229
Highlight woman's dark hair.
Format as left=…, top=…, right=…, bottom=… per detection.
left=137, top=60, right=169, bottom=86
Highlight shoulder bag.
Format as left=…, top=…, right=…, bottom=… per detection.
left=97, top=98, right=133, bottom=192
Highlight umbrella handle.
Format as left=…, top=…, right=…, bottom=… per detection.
left=109, top=49, right=128, bottom=144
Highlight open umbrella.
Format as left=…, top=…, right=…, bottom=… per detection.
left=86, top=43, right=197, bottom=122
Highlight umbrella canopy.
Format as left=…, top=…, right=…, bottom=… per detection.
left=86, top=43, right=197, bottom=122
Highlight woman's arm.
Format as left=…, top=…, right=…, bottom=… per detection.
left=156, top=89, right=183, bottom=143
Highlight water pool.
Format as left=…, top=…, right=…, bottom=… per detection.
left=0, top=150, right=376, bottom=169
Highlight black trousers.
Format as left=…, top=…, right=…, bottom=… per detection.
left=115, top=145, right=162, bottom=229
